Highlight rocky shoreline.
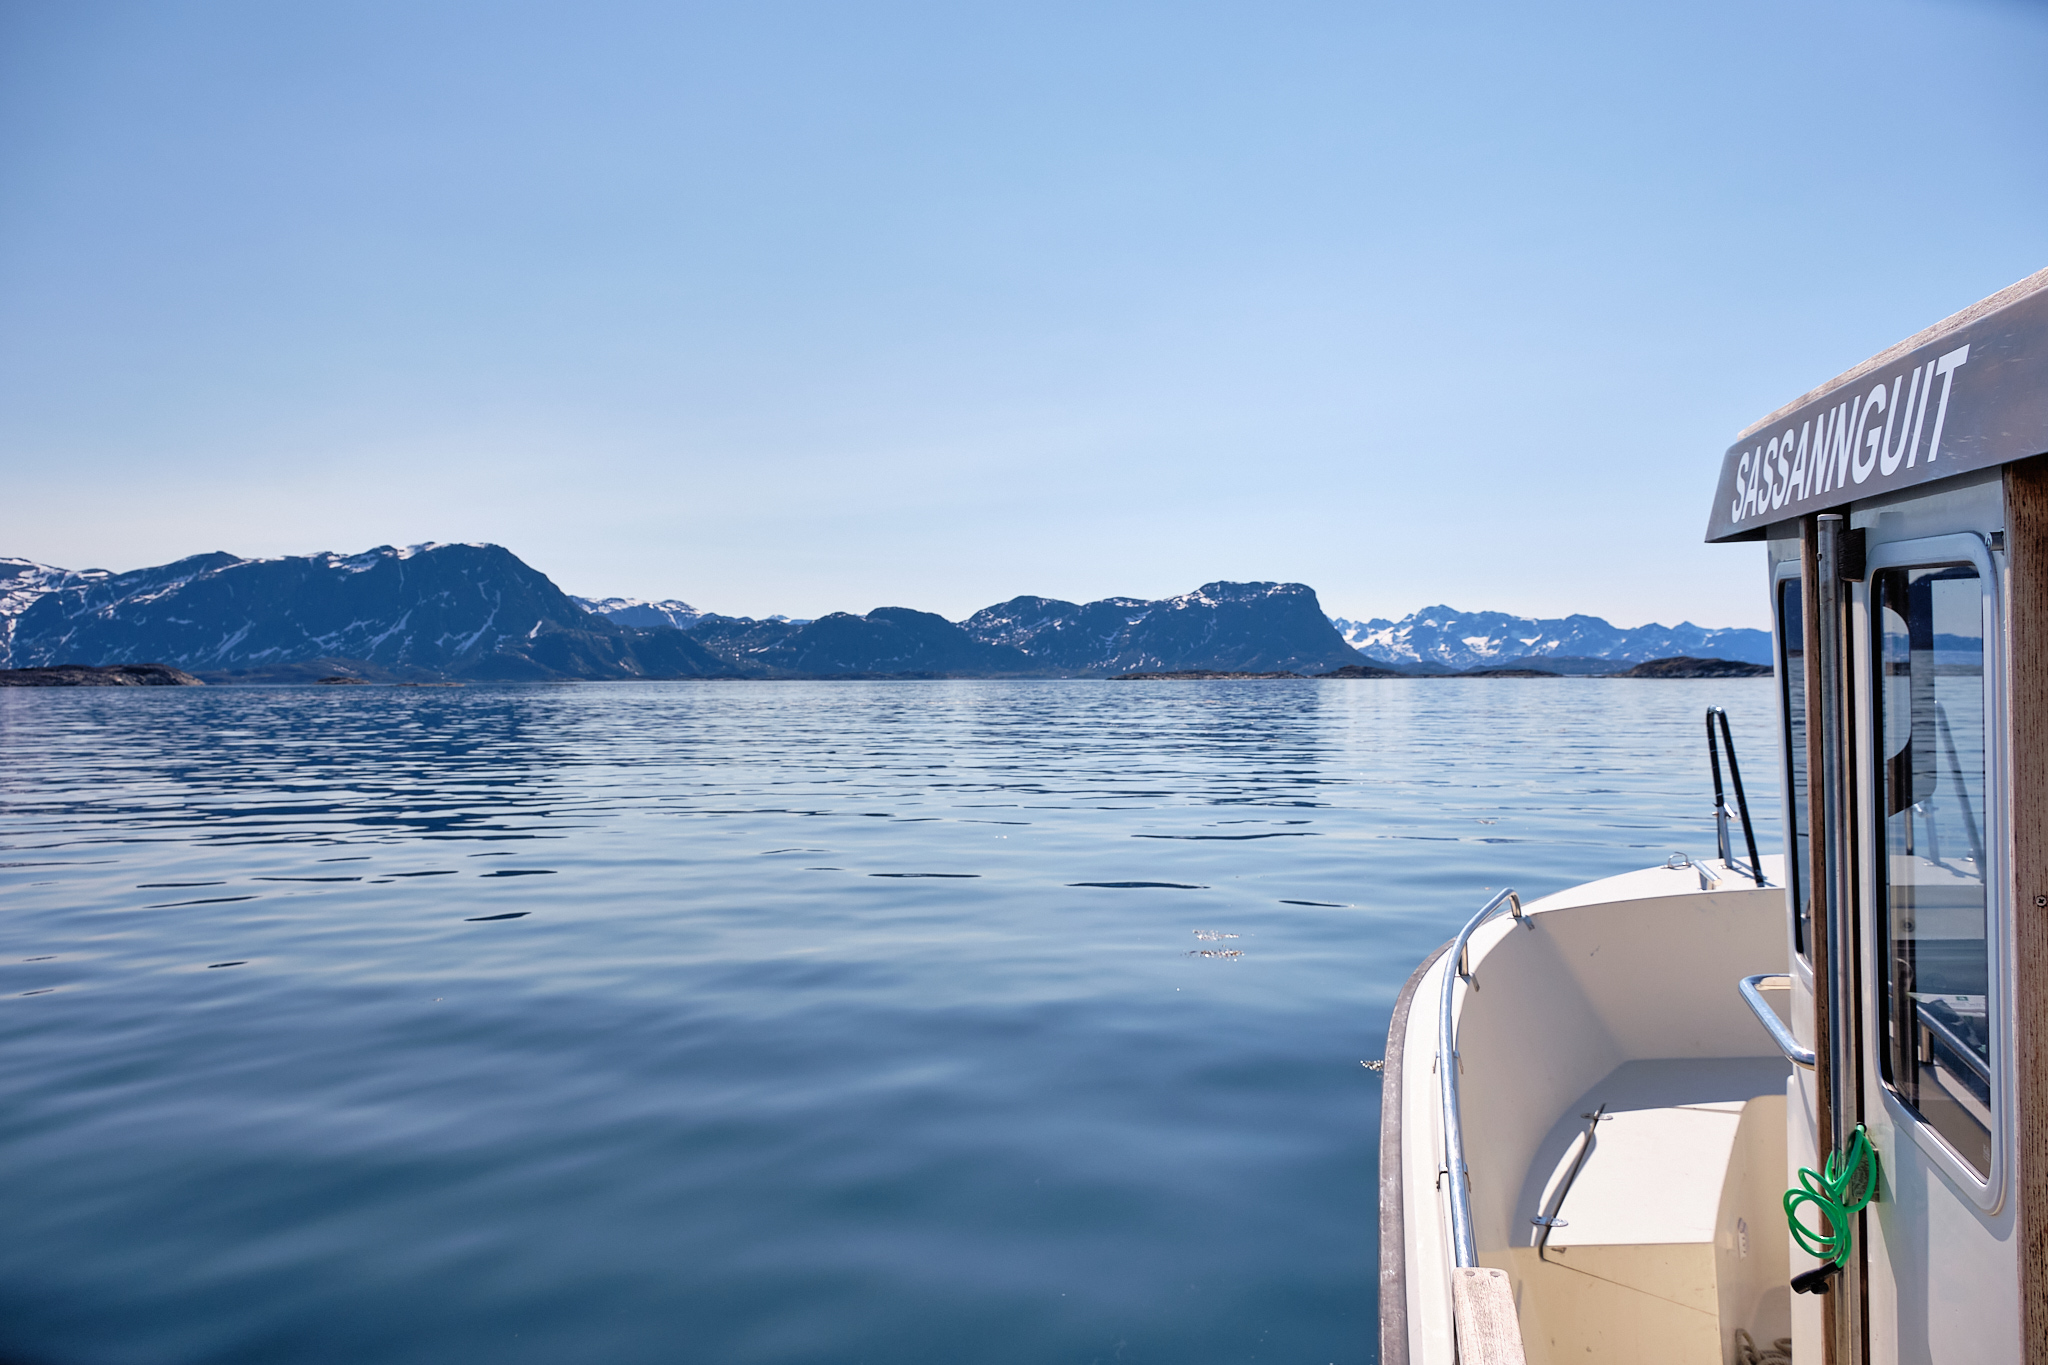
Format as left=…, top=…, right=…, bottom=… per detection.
left=0, top=655, right=1775, bottom=687
left=1, top=664, right=204, bottom=687
left=1108, top=658, right=1772, bottom=682
left=1608, top=656, right=1772, bottom=679
left=1110, top=669, right=1307, bottom=680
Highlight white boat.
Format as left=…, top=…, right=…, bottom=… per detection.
left=1381, top=267, right=2048, bottom=1365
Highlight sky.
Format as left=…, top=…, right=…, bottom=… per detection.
left=2, top=1, right=2046, bottom=630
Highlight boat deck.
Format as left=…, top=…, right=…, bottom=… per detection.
left=1383, top=860, right=1791, bottom=1365
left=1508, top=1057, right=1789, bottom=1361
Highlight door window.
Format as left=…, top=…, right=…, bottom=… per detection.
left=1874, top=563, right=1991, bottom=1176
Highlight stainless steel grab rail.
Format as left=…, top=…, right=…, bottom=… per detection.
left=1738, top=973, right=1816, bottom=1070
left=1532, top=1103, right=1606, bottom=1262
left=1438, top=887, right=1528, bottom=1268
left=1916, top=1005, right=1992, bottom=1091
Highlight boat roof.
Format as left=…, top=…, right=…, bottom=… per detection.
left=1705, top=266, right=2048, bottom=543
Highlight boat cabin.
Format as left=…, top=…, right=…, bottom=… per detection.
left=1381, top=266, right=2048, bottom=1365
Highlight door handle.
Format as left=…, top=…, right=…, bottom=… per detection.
left=1739, top=973, right=1817, bottom=1069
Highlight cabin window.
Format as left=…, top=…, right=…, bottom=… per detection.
left=1874, top=563, right=1991, bottom=1177
left=1778, top=577, right=1810, bottom=959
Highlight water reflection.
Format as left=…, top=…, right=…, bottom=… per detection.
left=0, top=679, right=1777, bottom=1365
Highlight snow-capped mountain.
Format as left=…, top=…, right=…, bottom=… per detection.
left=574, top=596, right=705, bottom=631
left=2, top=543, right=734, bottom=680
left=1329, top=606, right=1771, bottom=672
left=575, top=598, right=820, bottom=632
left=0, top=557, right=112, bottom=668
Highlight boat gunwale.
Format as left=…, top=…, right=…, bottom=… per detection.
left=1379, top=938, right=1449, bottom=1365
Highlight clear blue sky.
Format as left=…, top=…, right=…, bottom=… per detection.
left=3, top=1, right=2045, bottom=629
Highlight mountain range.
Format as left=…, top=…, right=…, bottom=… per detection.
left=1330, top=608, right=1769, bottom=673
left=0, top=544, right=1771, bottom=682
left=0, top=545, right=731, bottom=682
left=570, top=596, right=811, bottom=632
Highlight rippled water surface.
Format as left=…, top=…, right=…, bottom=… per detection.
left=0, top=678, right=1779, bottom=1365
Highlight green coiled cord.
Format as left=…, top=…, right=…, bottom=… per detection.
left=1784, top=1123, right=1878, bottom=1268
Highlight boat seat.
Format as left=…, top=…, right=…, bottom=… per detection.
left=1502, top=1057, right=1791, bottom=1365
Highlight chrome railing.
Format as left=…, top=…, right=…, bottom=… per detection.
left=1531, top=1103, right=1606, bottom=1262
left=1738, top=973, right=1816, bottom=1069
left=1437, top=886, right=1529, bottom=1268
left=1917, top=1006, right=1992, bottom=1092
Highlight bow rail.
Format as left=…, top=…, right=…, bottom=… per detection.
left=1437, top=886, right=1528, bottom=1268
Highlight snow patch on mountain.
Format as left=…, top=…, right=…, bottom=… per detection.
left=0, top=558, right=113, bottom=667
left=574, top=596, right=707, bottom=631
left=574, top=597, right=822, bottom=632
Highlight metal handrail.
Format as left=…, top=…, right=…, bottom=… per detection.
left=1707, top=707, right=1766, bottom=886
left=1933, top=701, right=1987, bottom=872
left=1532, top=1103, right=1606, bottom=1262
left=1738, top=973, right=1816, bottom=1069
left=1917, top=1005, right=1993, bottom=1091
left=1438, top=887, right=1529, bottom=1268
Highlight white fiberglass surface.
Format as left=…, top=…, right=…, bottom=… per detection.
left=1515, top=1057, right=1788, bottom=1248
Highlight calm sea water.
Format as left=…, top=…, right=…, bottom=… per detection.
left=0, top=678, right=1779, bottom=1365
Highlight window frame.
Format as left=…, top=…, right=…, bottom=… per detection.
left=1772, top=558, right=1813, bottom=976
left=1862, top=531, right=2008, bottom=1210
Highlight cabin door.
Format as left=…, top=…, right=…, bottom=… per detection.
left=1849, top=532, right=2016, bottom=1364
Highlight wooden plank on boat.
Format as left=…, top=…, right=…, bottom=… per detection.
left=2005, top=453, right=2048, bottom=1360
left=1450, top=1266, right=1527, bottom=1365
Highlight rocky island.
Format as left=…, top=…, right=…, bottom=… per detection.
left=1, top=664, right=204, bottom=687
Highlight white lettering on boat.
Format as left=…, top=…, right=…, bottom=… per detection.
left=1727, top=345, right=1969, bottom=527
